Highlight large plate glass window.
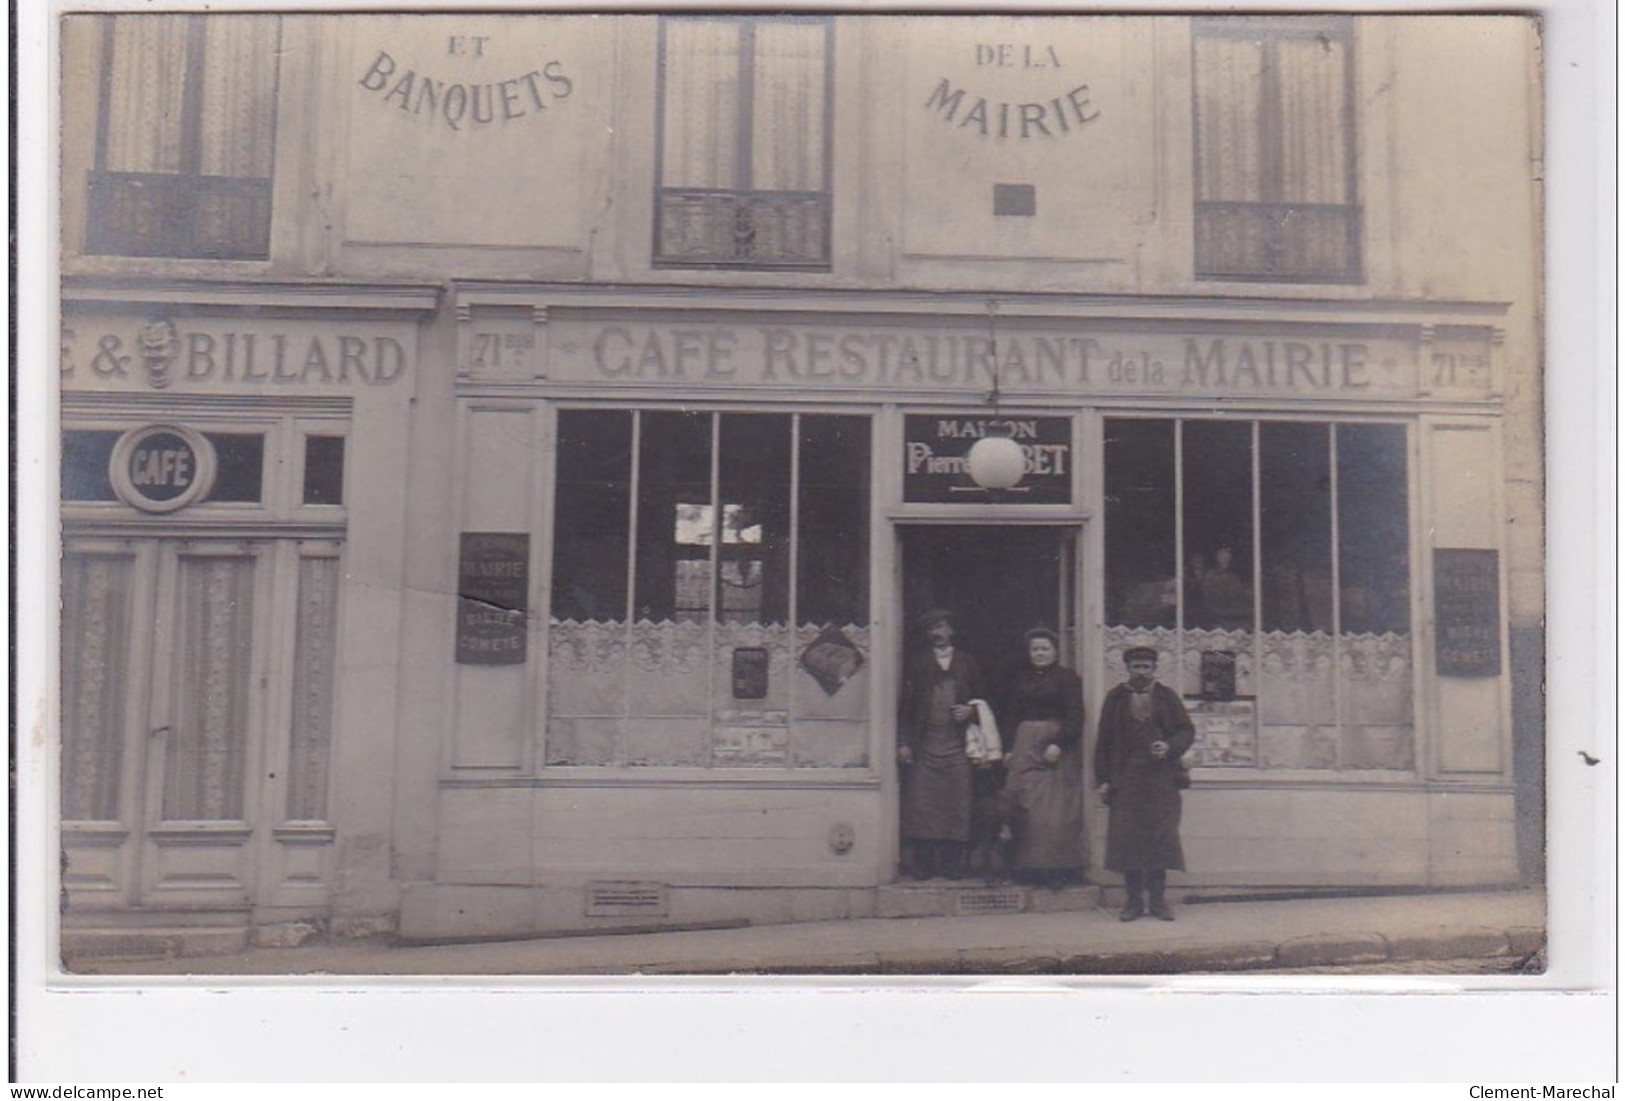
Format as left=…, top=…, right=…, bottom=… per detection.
left=1192, top=16, right=1361, bottom=283
left=548, top=410, right=870, bottom=768
left=654, top=15, right=833, bottom=269
left=1103, top=417, right=1411, bottom=772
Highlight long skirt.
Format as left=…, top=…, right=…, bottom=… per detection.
left=900, top=721, right=972, bottom=842
left=1005, top=719, right=1085, bottom=871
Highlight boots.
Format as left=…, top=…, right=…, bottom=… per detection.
left=1147, top=869, right=1174, bottom=921
left=1120, top=870, right=1145, bottom=921
left=903, top=839, right=934, bottom=881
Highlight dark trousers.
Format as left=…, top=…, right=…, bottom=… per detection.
left=1123, top=868, right=1167, bottom=903
left=904, top=839, right=966, bottom=879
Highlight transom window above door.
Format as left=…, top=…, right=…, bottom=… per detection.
left=653, top=15, right=834, bottom=270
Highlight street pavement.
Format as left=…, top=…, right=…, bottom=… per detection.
left=68, top=886, right=1545, bottom=978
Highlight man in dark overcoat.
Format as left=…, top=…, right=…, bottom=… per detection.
left=1093, top=647, right=1195, bottom=921
left=897, top=609, right=987, bottom=880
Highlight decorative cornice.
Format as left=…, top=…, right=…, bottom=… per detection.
left=447, top=279, right=1514, bottom=327
left=62, top=391, right=353, bottom=416
left=62, top=277, right=442, bottom=316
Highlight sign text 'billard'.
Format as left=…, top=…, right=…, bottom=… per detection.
left=62, top=324, right=410, bottom=389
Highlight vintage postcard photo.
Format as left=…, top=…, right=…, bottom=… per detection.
left=18, top=0, right=1616, bottom=1082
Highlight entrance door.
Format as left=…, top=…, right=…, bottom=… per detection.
left=900, top=525, right=1079, bottom=688
left=61, top=536, right=314, bottom=915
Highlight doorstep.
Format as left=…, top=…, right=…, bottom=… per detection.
left=876, top=881, right=1104, bottom=919
left=60, top=924, right=251, bottom=967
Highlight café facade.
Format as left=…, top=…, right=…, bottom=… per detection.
left=55, top=12, right=1542, bottom=949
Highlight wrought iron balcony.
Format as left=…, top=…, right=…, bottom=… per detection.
left=85, top=170, right=272, bottom=260
left=1195, top=201, right=1362, bottom=284
left=654, top=188, right=831, bottom=270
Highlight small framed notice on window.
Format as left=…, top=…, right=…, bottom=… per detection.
left=456, top=532, right=529, bottom=665
left=1434, top=548, right=1501, bottom=677
left=731, top=647, right=769, bottom=699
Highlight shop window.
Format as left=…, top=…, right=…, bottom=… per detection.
left=302, top=436, right=345, bottom=506
left=1103, top=419, right=1175, bottom=628
left=654, top=15, right=832, bottom=269
left=205, top=433, right=264, bottom=502
left=85, top=14, right=280, bottom=260
left=550, top=411, right=633, bottom=622
left=1103, top=417, right=1411, bottom=771
left=62, top=431, right=122, bottom=501
left=796, top=415, right=870, bottom=627
left=60, top=429, right=263, bottom=504
left=1191, top=16, right=1361, bottom=283
left=548, top=410, right=871, bottom=769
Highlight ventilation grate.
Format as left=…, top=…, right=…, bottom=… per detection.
left=586, top=881, right=669, bottom=917
left=955, top=888, right=1026, bottom=915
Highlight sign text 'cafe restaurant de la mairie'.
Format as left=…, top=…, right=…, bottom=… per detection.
left=55, top=13, right=1543, bottom=952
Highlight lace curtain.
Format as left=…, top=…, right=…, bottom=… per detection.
left=1193, top=36, right=1265, bottom=203
left=61, top=553, right=135, bottom=821
left=661, top=19, right=742, bottom=190
left=164, top=556, right=255, bottom=821
left=749, top=21, right=825, bottom=192
left=102, top=14, right=278, bottom=179
left=547, top=619, right=869, bottom=767
left=661, top=17, right=825, bottom=195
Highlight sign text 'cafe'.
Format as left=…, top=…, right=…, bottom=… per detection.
left=560, top=321, right=1455, bottom=398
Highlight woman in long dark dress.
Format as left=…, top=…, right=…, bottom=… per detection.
left=1001, top=627, right=1087, bottom=888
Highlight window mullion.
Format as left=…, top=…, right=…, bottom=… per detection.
left=179, top=15, right=208, bottom=177
left=788, top=415, right=802, bottom=631
left=1259, top=33, right=1284, bottom=277
left=1259, top=36, right=1281, bottom=205
left=1329, top=424, right=1344, bottom=766
left=653, top=19, right=670, bottom=193
left=1250, top=420, right=1263, bottom=774
left=94, top=19, right=117, bottom=170
left=735, top=19, right=755, bottom=194
left=788, top=415, right=802, bottom=726
left=706, top=413, right=721, bottom=766
left=1174, top=419, right=1185, bottom=682
left=622, top=412, right=642, bottom=728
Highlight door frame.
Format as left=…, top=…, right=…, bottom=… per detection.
left=885, top=517, right=1094, bottom=879
left=60, top=534, right=342, bottom=918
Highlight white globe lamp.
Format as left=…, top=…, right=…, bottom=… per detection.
left=966, top=435, right=1026, bottom=490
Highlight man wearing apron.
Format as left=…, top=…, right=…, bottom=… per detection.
left=897, top=609, right=988, bottom=881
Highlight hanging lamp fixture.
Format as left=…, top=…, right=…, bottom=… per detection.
left=965, top=298, right=1026, bottom=491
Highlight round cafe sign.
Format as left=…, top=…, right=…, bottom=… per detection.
left=110, top=425, right=217, bottom=513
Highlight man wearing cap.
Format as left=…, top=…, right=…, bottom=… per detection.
left=1093, top=647, right=1195, bottom=921
left=896, top=609, right=987, bottom=880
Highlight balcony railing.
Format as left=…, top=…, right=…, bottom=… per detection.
left=85, top=171, right=272, bottom=260
left=1195, top=201, right=1362, bottom=284
left=654, top=188, right=831, bottom=270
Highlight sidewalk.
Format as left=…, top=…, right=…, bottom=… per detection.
left=70, top=887, right=1545, bottom=978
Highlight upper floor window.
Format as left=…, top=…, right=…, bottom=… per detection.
left=654, top=16, right=833, bottom=270
left=85, top=14, right=281, bottom=260
left=1192, top=16, right=1361, bottom=283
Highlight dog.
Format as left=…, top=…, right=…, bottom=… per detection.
left=967, top=762, right=1022, bottom=886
